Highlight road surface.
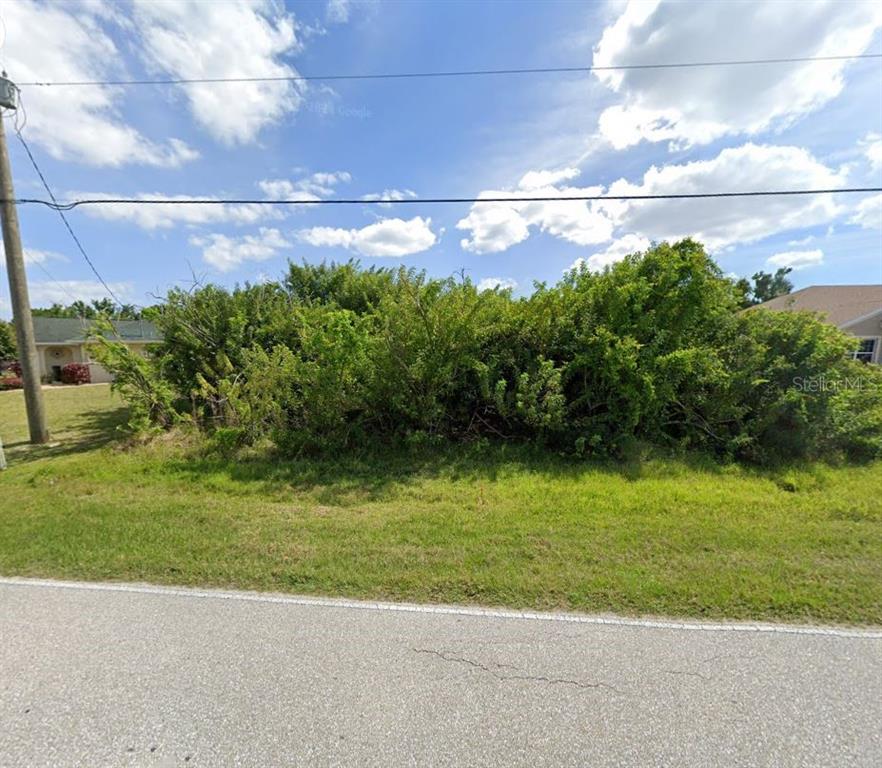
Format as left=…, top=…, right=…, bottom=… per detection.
left=1, top=578, right=880, bottom=767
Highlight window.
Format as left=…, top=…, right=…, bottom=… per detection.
left=852, top=337, right=878, bottom=364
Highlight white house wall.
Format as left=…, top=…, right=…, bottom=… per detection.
left=35, top=341, right=147, bottom=383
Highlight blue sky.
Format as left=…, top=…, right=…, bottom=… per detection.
left=1, top=0, right=881, bottom=316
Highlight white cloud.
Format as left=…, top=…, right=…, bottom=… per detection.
left=298, top=217, right=437, bottom=257
left=361, top=189, right=418, bottom=208
left=860, top=132, right=882, bottom=172
left=593, top=0, right=882, bottom=150
left=308, top=171, right=352, bottom=191
left=456, top=169, right=613, bottom=254
left=258, top=171, right=351, bottom=200
left=567, top=234, right=651, bottom=273
left=456, top=201, right=531, bottom=254
left=2, top=1, right=197, bottom=167
left=603, top=143, right=847, bottom=250
left=787, top=235, right=815, bottom=247
left=190, top=228, right=292, bottom=272
left=257, top=180, right=319, bottom=203
left=0, top=247, right=65, bottom=268
left=74, top=193, right=283, bottom=231
left=767, top=249, right=824, bottom=270
left=132, top=0, right=304, bottom=145
left=850, top=194, right=882, bottom=229
left=28, top=280, right=133, bottom=307
left=0, top=245, right=67, bottom=268
left=22, top=249, right=53, bottom=266
left=73, top=171, right=350, bottom=230
left=326, top=0, right=351, bottom=24
left=518, top=168, right=581, bottom=190
left=460, top=143, right=843, bottom=255
left=477, top=277, right=518, bottom=292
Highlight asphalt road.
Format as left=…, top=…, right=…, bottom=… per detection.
left=1, top=578, right=880, bottom=767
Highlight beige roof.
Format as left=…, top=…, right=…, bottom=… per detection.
left=753, top=285, right=882, bottom=327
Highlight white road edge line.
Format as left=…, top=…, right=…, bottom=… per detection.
left=2, top=577, right=880, bottom=639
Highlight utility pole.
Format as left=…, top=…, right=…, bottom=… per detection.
left=0, top=73, right=49, bottom=443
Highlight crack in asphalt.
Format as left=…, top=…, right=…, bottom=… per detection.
left=664, top=669, right=712, bottom=681
left=412, top=648, right=519, bottom=673
left=412, top=648, right=620, bottom=693
left=701, top=652, right=755, bottom=664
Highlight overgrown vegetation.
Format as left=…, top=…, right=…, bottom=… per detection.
left=31, top=298, right=151, bottom=320
left=0, top=319, right=16, bottom=361
left=735, top=266, right=794, bottom=307
left=1, top=385, right=881, bottom=624
left=90, top=239, right=881, bottom=465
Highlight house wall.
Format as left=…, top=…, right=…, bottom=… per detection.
left=39, top=345, right=76, bottom=381
left=79, top=344, right=113, bottom=384
left=86, top=360, right=114, bottom=384
left=846, top=314, right=882, bottom=338
left=36, top=342, right=147, bottom=383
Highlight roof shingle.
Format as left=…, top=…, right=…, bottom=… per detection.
left=31, top=317, right=162, bottom=344
left=752, top=285, right=882, bottom=327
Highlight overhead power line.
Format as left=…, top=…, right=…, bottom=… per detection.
left=16, top=53, right=882, bottom=88
left=14, top=131, right=123, bottom=306
left=32, top=260, right=81, bottom=307
left=9, top=187, right=882, bottom=212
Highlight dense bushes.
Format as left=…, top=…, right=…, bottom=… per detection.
left=0, top=359, right=22, bottom=390
left=0, top=320, right=16, bottom=361
left=0, top=375, right=22, bottom=391
left=88, top=321, right=179, bottom=431
left=92, top=241, right=882, bottom=464
left=61, top=363, right=91, bottom=385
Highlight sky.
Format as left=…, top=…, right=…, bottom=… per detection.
left=0, top=0, right=881, bottom=317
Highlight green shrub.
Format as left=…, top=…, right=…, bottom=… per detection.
left=826, top=363, right=882, bottom=461
left=364, top=271, right=494, bottom=436
left=88, top=324, right=180, bottom=432
left=723, top=309, right=861, bottom=462
left=237, top=307, right=370, bottom=454
left=95, top=241, right=880, bottom=465
left=0, top=319, right=16, bottom=361
left=285, top=259, right=395, bottom=314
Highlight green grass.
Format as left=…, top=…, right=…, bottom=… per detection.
left=1, top=384, right=881, bottom=624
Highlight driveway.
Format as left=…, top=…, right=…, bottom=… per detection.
left=2, top=578, right=880, bottom=767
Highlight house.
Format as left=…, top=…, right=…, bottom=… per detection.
left=752, top=284, right=882, bottom=364
left=32, top=317, right=162, bottom=383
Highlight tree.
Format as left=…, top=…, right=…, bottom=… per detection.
left=89, top=299, right=111, bottom=315
left=0, top=319, right=17, bottom=360
left=32, top=303, right=79, bottom=318
left=748, top=268, right=793, bottom=305
left=93, top=244, right=881, bottom=464
left=30, top=300, right=147, bottom=320
left=733, top=277, right=753, bottom=309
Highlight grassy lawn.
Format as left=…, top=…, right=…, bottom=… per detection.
left=1, top=384, right=880, bottom=624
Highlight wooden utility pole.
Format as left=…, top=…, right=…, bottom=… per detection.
left=0, top=75, right=49, bottom=444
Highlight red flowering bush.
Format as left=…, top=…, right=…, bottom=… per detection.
left=0, top=375, right=22, bottom=390
left=61, top=362, right=91, bottom=385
